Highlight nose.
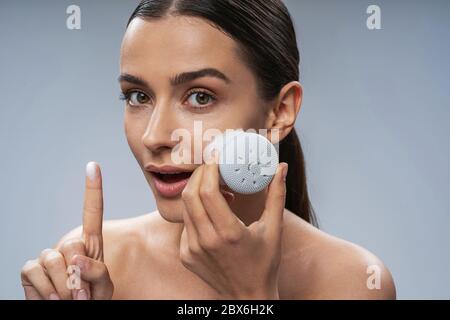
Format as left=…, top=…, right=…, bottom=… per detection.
left=141, top=102, right=180, bottom=153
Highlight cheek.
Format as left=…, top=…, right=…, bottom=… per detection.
left=124, top=116, right=145, bottom=158
left=222, top=93, right=267, bottom=129
left=242, top=102, right=267, bottom=128
left=213, top=106, right=265, bottom=131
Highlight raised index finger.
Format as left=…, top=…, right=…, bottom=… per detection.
left=82, top=161, right=104, bottom=261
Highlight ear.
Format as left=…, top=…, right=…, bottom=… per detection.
left=265, top=81, right=303, bottom=144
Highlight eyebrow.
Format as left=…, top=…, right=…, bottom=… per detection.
left=169, top=68, right=231, bottom=86
left=118, top=73, right=149, bottom=87
left=118, top=68, right=231, bottom=88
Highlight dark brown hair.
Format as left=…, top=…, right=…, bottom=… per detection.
left=127, top=0, right=318, bottom=226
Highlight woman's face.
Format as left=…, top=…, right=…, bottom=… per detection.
left=119, top=16, right=271, bottom=223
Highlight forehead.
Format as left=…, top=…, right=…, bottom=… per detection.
left=120, top=16, right=243, bottom=74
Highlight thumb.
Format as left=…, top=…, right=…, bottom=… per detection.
left=260, top=162, right=288, bottom=233
left=72, top=255, right=113, bottom=300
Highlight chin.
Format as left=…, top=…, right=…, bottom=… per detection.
left=154, top=196, right=185, bottom=223
left=144, top=173, right=186, bottom=223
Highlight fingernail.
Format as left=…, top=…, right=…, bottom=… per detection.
left=214, top=149, right=220, bottom=163
left=221, top=190, right=235, bottom=203
left=86, top=161, right=97, bottom=181
left=205, top=149, right=219, bottom=165
left=49, top=293, right=60, bottom=300
left=76, top=289, right=88, bottom=300
left=282, top=163, right=288, bottom=182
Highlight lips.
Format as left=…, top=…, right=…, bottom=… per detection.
left=145, top=164, right=194, bottom=198
left=152, top=171, right=192, bottom=183
left=145, top=164, right=236, bottom=202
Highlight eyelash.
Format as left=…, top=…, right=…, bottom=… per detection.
left=119, top=88, right=217, bottom=110
left=184, top=88, right=217, bottom=110
left=119, top=91, right=149, bottom=108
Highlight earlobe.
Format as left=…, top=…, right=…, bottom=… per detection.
left=265, top=81, right=303, bottom=144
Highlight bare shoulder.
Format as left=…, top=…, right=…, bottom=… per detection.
left=280, top=210, right=396, bottom=300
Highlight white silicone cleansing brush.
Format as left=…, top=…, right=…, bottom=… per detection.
left=205, top=130, right=279, bottom=194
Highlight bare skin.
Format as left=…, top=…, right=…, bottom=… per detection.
left=51, top=208, right=396, bottom=299
left=20, top=15, right=396, bottom=299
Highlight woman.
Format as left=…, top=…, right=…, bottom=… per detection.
left=20, top=0, right=396, bottom=300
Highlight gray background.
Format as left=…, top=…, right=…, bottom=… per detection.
left=1, top=0, right=449, bottom=299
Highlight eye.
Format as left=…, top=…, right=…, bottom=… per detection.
left=185, top=89, right=216, bottom=109
left=120, top=90, right=151, bottom=106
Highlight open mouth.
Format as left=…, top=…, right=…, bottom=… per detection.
left=150, top=171, right=194, bottom=198
left=148, top=168, right=234, bottom=202
left=152, top=171, right=193, bottom=183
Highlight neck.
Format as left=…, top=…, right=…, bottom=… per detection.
left=229, top=190, right=267, bottom=226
